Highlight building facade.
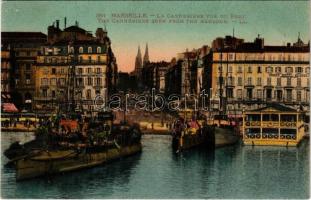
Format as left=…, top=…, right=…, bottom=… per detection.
left=1, top=49, right=11, bottom=98
left=1, top=32, right=47, bottom=109
left=165, top=46, right=210, bottom=97
left=142, top=61, right=169, bottom=93
left=34, top=20, right=117, bottom=114
left=205, top=36, right=310, bottom=115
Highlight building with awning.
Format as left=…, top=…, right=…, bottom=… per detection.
left=2, top=103, right=19, bottom=113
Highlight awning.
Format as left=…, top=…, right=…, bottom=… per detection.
left=2, top=103, right=19, bottom=113
left=228, top=114, right=243, bottom=118
left=1, top=94, right=11, bottom=99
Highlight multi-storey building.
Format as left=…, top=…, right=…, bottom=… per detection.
left=165, top=58, right=181, bottom=96
left=142, top=61, right=170, bottom=93
left=1, top=48, right=11, bottom=99
left=1, top=32, right=47, bottom=109
left=117, top=72, right=137, bottom=92
left=205, top=35, right=310, bottom=115
left=165, top=50, right=198, bottom=97
left=165, top=46, right=210, bottom=97
left=35, top=20, right=118, bottom=114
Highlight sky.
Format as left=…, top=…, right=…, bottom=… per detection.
left=1, top=1, right=310, bottom=72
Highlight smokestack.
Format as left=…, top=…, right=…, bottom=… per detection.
left=56, top=20, right=60, bottom=29
left=64, top=17, right=67, bottom=29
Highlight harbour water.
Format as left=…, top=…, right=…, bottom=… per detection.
left=1, top=132, right=309, bottom=199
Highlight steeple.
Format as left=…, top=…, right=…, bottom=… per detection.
left=134, top=46, right=143, bottom=75
left=143, top=43, right=149, bottom=66
left=293, top=32, right=305, bottom=47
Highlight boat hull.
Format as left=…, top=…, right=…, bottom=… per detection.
left=172, top=126, right=215, bottom=152
left=16, top=143, right=142, bottom=181
left=243, top=139, right=301, bottom=147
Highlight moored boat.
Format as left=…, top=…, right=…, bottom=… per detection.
left=16, top=141, right=142, bottom=181
left=242, top=103, right=306, bottom=146
left=5, top=111, right=142, bottom=181
left=171, top=116, right=215, bottom=152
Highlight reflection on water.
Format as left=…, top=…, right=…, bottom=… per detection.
left=1, top=133, right=309, bottom=199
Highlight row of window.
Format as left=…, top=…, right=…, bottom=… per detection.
left=1, top=61, right=10, bottom=69
left=71, top=47, right=102, bottom=54
left=44, top=46, right=103, bottom=55
left=41, top=77, right=105, bottom=86
left=49, top=67, right=105, bottom=75
left=219, top=66, right=310, bottom=74
left=15, top=51, right=36, bottom=57
left=43, top=56, right=103, bottom=64
left=224, top=53, right=308, bottom=62
left=223, top=88, right=309, bottom=102
left=76, top=77, right=104, bottom=86
left=14, top=63, right=32, bottom=70
left=219, top=77, right=309, bottom=87
left=41, top=88, right=102, bottom=99
left=77, top=67, right=104, bottom=74
left=14, top=73, right=32, bottom=84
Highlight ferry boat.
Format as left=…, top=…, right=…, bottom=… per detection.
left=242, top=104, right=305, bottom=146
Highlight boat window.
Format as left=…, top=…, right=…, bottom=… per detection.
left=247, top=114, right=260, bottom=121
left=280, top=114, right=296, bottom=122
left=304, top=115, right=310, bottom=123
left=271, top=114, right=279, bottom=121
left=246, top=128, right=260, bottom=134
left=280, top=129, right=296, bottom=135
left=262, top=128, right=278, bottom=134
left=263, top=114, right=269, bottom=121
left=263, top=114, right=279, bottom=121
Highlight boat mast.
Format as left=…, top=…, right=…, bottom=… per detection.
left=219, top=48, right=223, bottom=116
left=67, top=35, right=77, bottom=115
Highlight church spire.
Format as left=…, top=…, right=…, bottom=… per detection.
left=137, top=45, right=142, bottom=58
left=143, top=43, right=149, bottom=66
left=134, top=46, right=142, bottom=76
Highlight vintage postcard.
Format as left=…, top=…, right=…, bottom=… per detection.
left=1, top=0, right=310, bottom=199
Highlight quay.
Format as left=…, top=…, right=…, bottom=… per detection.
left=1, top=124, right=36, bottom=132
left=2, top=108, right=238, bottom=152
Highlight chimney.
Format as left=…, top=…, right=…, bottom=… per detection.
left=64, top=17, right=67, bottom=29
left=75, top=20, right=79, bottom=27
left=56, top=20, right=60, bottom=29
left=287, top=43, right=291, bottom=47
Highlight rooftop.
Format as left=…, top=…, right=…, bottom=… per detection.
left=251, top=103, right=297, bottom=112
left=1, top=32, right=47, bottom=39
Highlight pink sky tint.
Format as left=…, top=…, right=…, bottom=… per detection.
left=113, top=44, right=177, bottom=72
left=112, top=42, right=206, bottom=73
